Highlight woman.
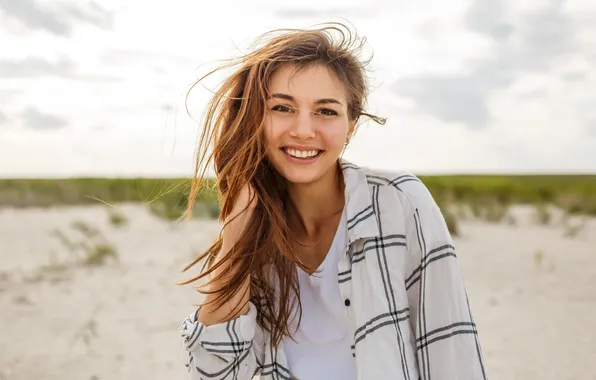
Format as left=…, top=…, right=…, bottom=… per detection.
left=179, top=24, right=487, bottom=380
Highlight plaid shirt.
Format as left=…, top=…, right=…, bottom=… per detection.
left=180, top=160, right=488, bottom=380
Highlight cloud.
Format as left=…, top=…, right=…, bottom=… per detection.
left=512, top=4, right=575, bottom=70
left=464, top=0, right=513, bottom=41
left=0, top=110, right=7, bottom=126
left=0, top=56, right=75, bottom=78
left=0, top=0, right=112, bottom=36
left=0, top=89, right=20, bottom=98
left=21, top=107, right=68, bottom=129
left=393, top=62, right=512, bottom=128
left=392, top=0, right=580, bottom=129
left=562, top=71, right=588, bottom=82
left=0, top=56, right=121, bottom=81
left=100, top=48, right=196, bottom=67
left=274, top=7, right=379, bottom=19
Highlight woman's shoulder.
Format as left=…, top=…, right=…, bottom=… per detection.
left=360, top=167, right=438, bottom=211
left=341, top=160, right=438, bottom=211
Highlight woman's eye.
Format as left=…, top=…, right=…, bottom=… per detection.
left=317, top=108, right=338, bottom=116
left=272, top=105, right=292, bottom=113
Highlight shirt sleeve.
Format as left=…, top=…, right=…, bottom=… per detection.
left=402, top=180, right=488, bottom=380
left=180, top=301, right=265, bottom=380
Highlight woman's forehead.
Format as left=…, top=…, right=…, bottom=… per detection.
left=268, top=64, right=348, bottom=104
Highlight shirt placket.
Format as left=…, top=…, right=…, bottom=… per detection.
left=337, top=243, right=356, bottom=357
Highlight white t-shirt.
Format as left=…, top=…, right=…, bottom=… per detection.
left=282, top=209, right=357, bottom=380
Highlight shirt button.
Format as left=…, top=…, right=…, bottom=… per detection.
left=344, top=299, right=351, bottom=307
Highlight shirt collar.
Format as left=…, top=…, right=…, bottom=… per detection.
left=340, top=158, right=381, bottom=244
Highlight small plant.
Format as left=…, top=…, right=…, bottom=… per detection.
left=149, top=198, right=221, bottom=221
left=71, top=220, right=102, bottom=239
left=79, top=319, right=97, bottom=347
left=108, top=209, right=128, bottom=228
left=444, top=210, right=459, bottom=236
left=50, top=229, right=77, bottom=252
left=51, top=222, right=118, bottom=268
left=41, top=261, right=69, bottom=273
left=455, top=204, right=470, bottom=221
left=70, top=305, right=102, bottom=352
left=436, top=202, right=459, bottom=236
left=148, top=200, right=183, bottom=221
left=469, top=201, right=483, bottom=219
left=467, top=198, right=510, bottom=223
left=563, top=219, right=586, bottom=238
left=533, top=203, right=552, bottom=225
left=533, top=249, right=544, bottom=268
left=84, top=243, right=118, bottom=266
left=13, top=295, right=32, bottom=305
left=560, top=212, right=587, bottom=238
left=484, top=201, right=510, bottom=223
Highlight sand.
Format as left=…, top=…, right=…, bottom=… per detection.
left=0, top=203, right=594, bottom=380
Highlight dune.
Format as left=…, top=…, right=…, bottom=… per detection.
left=0, top=203, right=594, bottom=379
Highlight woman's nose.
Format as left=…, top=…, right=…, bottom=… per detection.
left=288, top=112, right=316, bottom=140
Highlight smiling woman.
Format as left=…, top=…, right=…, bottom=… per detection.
left=178, top=23, right=487, bottom=380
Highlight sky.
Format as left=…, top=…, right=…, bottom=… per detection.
left=0, top=0, right=595, bottom=177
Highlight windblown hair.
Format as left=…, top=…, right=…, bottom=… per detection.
left=180, top=23, right=385, bottom=347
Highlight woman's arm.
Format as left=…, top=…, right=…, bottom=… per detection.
left=402, top=179, right=488, bottom=380
left=180, top=302, right=265, bottom=380
left=180, top=183, right=264, bottom=379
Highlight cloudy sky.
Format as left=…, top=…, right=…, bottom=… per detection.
left=0, top=0, right=594, bottom=177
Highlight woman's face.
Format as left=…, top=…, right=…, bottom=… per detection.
left=263, top=64, right=355, bottom=185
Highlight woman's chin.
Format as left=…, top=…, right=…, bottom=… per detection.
left=274, top=162, right=337, bottom=186
left=284, top=174, right=321, bottom=185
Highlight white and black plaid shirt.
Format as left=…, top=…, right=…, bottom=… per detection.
left=180, top=159, right=488, bottom=379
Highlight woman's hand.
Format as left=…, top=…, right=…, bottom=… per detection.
left=198, top=182, right=257, bottom=326
left=222, top=183, right=258, bottom=248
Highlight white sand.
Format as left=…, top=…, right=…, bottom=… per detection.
left=0, top=204, right=595, bottom=380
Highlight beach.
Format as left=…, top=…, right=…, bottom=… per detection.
left=0, top=203, right=594, bottom=380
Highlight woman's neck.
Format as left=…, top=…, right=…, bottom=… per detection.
left=286, top=162, right=345, bottom=239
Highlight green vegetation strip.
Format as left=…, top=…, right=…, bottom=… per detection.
left=1, top=175, right=595, bottom=219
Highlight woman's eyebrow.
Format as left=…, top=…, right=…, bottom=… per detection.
left=314, top=98, right=343, bottom=106
left=268, top=93, right=343, bottom=106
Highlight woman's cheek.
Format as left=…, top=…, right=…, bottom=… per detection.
left=322, top=120, right=350, bottom=149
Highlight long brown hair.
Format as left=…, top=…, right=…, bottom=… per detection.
left=180, top=23, right=385, bottom=346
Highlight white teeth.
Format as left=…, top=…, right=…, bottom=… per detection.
left=284, top=148, right=320, bottom=158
